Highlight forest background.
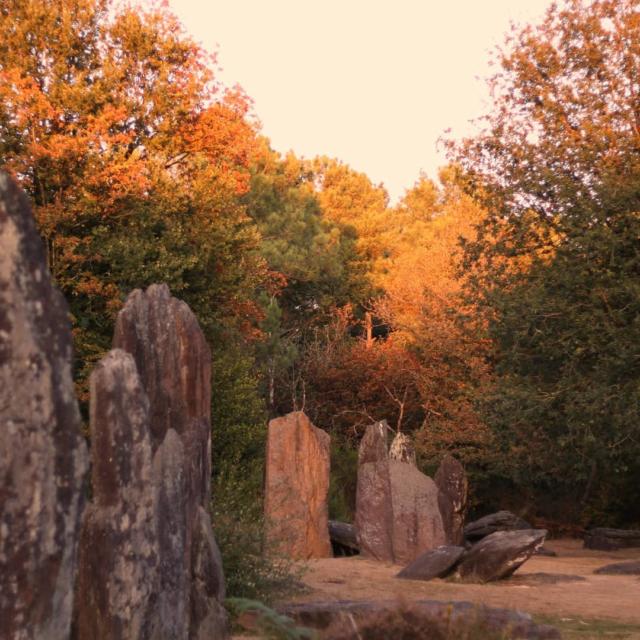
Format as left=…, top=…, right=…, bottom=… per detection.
left=1, top=0, right=639, bottom=599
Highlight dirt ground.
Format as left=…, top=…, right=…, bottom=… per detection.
left=286, top=539, right=640, bottom=626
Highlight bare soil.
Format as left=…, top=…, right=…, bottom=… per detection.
left=285, top=539, right=640, bottom=628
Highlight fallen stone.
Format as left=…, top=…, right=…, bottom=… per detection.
left=329, top=521, right=359, bottom=556
left=264, top=411, right=332, bottom=559
left=0, top=172, right=88, bottom=640
left=355, top=421, right=394, bottom=561
left=464, top=510, right=532, bottom=542
left=279, top=600, right=560, bottom=639
left=584, top=528, right=640, bottom=551
left=396, top=545, right=465, bottom=580
left=434, top=455, right=468, bottom=546
left=594, top=561, right=640, bottom=575
left=456, top=529, right=547, bottom=583
left=388, top=460, right=446, bottom=565
left=73, top=350, right=158, bottom=640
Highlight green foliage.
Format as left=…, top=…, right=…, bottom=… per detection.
left=452, top=0, right=640, bottom=523
left=328, top=440, right=358, bottom=522
left=321, top=604, right=507, bottom=640
left=226, top=598, right=317, bottom=640
left=211, top=345, right=267, bottom=469
left=212, top=470, right=305, bottom=604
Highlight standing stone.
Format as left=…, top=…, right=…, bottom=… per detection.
left=355, top=421, right=394, bottom=561
left=389, top=432, right=416, bottom=465
left=113, top=284, right=227, bottom=639
left=0, top=173, right=88, bottom=640
left=434, top=455, right=468, bottom=545
left=113, top=283, right=212, bottom=511
left=389, top=460, right=446, bottom=564
left=152, top=429, right=188, bottom=638
left=355, top=422, right=445, bottom=564
left=264, top=411, right=331, bottom=559
left=73, top=350, right=158, bottom=640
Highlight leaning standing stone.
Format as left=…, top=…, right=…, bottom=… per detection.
left=456, top=529, right=547, bottom=583
left=265, top=411, right=332, bottom=559
left=0, top=172, right=88, bottom=639
left=73, top=350, right=158, bottom=640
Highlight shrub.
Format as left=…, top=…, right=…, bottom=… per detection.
left=212, top=466, right=305, bottom=604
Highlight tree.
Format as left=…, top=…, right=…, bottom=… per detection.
left=452, top=0, right=640, bottom=522
left=376, top=168, right=492, bottom=466
left=0, top=0, right=267, bottom=401
left=244, top=145, right=371, bottom=413
left=308, top=156, right=391, bottom=288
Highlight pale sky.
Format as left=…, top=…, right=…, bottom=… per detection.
left=164, top=1, right=554, bottom=202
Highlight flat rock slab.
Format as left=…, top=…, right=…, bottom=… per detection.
left=584, top=528, right=640, bottom=550
left=464, top=510, right=532, bottom=542
left=397, top=545, right=465, bottom=581
left=279, top=600, right=560, bottom=639
left=456, top=529, right=547, bottom=583
left=594, top=561, right=640, bottom=575
left=0, top=172, right=88, bottom=639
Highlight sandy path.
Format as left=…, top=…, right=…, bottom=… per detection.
left=286, top=539, right=640, bottom=624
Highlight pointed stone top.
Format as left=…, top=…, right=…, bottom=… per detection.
left=358, top=420, right=390, bottom=465
left=389, top=432, right=416, bottom=466
left=113, top=283, right=211, bottom=449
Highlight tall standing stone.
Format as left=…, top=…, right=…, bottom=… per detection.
left=0, top=173, right=88, bottom=639
left=434, top=455, right=468, bottom=546
left=73, top=350, right=158, bottom=640
left=355, top=421, right=394, bottom=561
left=264, top=411, right=331, bottom=559
left=113, top=284, right=227, bottom=639
left=355, top=423, right=445, bottom=564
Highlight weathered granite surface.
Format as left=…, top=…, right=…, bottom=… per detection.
left=0, top=172, right=88, bottom=640
left=355, top=422, right=445, bottom=564
left=73, top=350, right=158, bottom=640
left=264, top=411, right=332, bottom=559
left=435, top=455, right=468, bottom=545
left=113, top=284, right=227, bottom=638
